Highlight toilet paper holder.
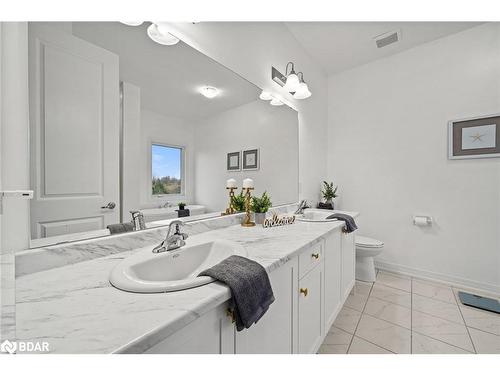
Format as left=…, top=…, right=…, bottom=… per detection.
left=413, top=215, right=433, bottom=226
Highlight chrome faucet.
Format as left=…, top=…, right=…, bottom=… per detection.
left=152, top=220, right=189, bottom=253
left=294, top=200, right=310, bottom=215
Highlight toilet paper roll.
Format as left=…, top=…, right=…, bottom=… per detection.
left=413, top=216, right=432, bottom=226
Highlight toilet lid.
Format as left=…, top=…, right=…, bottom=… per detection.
left=356, top=235, right=384, bottom=248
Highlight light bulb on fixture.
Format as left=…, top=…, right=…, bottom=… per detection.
left=293, top=83, right=311, bottom=99
left=270, top=97, right=283, bottom=106
left=147, top=23, right=180, bottom=46
left=293, top=72, right=312, bottom=99
left=283, top=62, right=300, bottom=93
left=259, top=90, right=273, bottom=101
left=199, top=86, right=219, bottom=99
left=120, top=21, right=144, bottom=26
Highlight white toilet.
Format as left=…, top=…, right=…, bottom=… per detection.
left=355, top=235, right=384, bottom=282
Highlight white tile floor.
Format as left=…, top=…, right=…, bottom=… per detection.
left=318, top=270, right=500, bottom=354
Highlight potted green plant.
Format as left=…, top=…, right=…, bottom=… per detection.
left=321, top=181, right=338, bottom=209
left=178, top=202, right=186, bottom=210
left=231, top=191, right=246, bottom=212
left=252, top=191, right=272, bottom=224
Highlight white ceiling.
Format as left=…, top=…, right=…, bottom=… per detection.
left=285, top=22, right=483, bottom=75
left=71, top=22, right=260, bottom=120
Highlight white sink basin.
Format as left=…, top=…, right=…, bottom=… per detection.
left=109, top=239, right=247, bottom=293
left=296, top=209, right=339, bottom=222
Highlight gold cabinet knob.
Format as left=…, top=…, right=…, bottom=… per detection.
left=300, top=288, right=308, bottom=297
left=311, top=253, right=320, bottom=259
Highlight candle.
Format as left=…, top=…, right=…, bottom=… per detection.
left=226, top=178, right=237, bottom=188
left=242, top=178, right=254, bottom=189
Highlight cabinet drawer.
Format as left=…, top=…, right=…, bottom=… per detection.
left=299, top=242, right=323, bottom=279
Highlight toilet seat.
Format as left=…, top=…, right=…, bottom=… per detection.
left=355, top=235, right=383, bottom=249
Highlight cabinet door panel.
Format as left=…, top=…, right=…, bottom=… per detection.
left=324, top=229, right=342, bottom=330
left=341, top=232, right=356, bottom=300
left=235, top=258, right=296, bottom=354
left=298, top=265, right=322, bottom=353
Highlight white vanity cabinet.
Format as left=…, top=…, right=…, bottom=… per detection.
left=141, top=225, right=356, bottom=354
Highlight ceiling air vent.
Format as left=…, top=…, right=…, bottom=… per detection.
left=374, top=30, right=401, bottom=48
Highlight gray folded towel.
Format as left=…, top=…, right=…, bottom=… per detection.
left=198, top=255, right=275, bottom=331
left=107, top=222, right=135, bottom=234
left=326, top=213, right=358, bottom=233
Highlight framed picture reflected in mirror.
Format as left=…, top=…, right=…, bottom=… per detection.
left=243, top=149, right=259, bottom=170
left=227, top=151, right=241, bottom=171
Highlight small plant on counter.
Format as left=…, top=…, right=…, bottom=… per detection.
left=231, top=191, right=246, bottom=212
left=252, top=191, right=272, bottom=213
left=321, top=181, right=338, bottom=209
left=252, top=191, right=272, bottom=224
left=178, top=202, right=186, bottom=210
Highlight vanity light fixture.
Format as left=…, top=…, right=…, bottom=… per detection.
left=147, top=23, right=180, bottom=46
left=283, top=62, right=300, bottom=92
left=270, top=97, right=283, bottom=106
left=271, top=63, right=312, bottom=100
left=259, top=90, right=273, bottom=101
left=293, top=72, right=312, bottom=99
left=199, top=86, right=219, bottom=99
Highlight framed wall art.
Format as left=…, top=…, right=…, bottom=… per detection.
left=242, top=149, right=259, bottom=170
left=227, top=151, right=241, bottom=171
left=448, top=114, right=500, bottom=159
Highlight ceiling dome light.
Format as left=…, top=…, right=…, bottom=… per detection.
left=283, top=62, right=300, bottom=93
left=259, top=91, right=273, bottom=100
left=199, top=86, right=219, bottom=99
left=293, top=72, right=312, bottom=99
left=147, top=23, right=180, bottom=46
left=270, top=97, right=283, bottom=106
left=120, top=21, right=144, bottom=26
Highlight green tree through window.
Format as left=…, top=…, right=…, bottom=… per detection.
left=152, top=144, right=182, bottom=195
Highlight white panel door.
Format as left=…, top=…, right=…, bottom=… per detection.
left=29, top=24, right=120, bottom=239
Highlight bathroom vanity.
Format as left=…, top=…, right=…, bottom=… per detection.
left=15, top=209, right=357, bottom=354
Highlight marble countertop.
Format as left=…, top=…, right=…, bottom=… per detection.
left=16, top=213, right=357, bottom=354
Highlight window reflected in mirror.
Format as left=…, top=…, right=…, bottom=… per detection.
left=151, top=144, right=183, bottom=196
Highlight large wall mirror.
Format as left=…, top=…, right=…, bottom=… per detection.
left=28, top=22, right=299, bottom=248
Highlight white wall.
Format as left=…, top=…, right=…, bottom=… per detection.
left=139, top=109, right=195, bottom=207
left=193, top=100, right=299, bottom=212
left=327, top=24, right=500, bottom=292
left=167, top=22, right=328, bottom=203
left=121, top=82, right=141, bottom=220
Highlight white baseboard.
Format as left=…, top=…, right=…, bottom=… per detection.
left=374, top=260, right=500, bottom=297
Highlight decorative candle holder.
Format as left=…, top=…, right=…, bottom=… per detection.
left=241, top=187, right=255, bottom=227
left=222, top=187, right=238, bottom=216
